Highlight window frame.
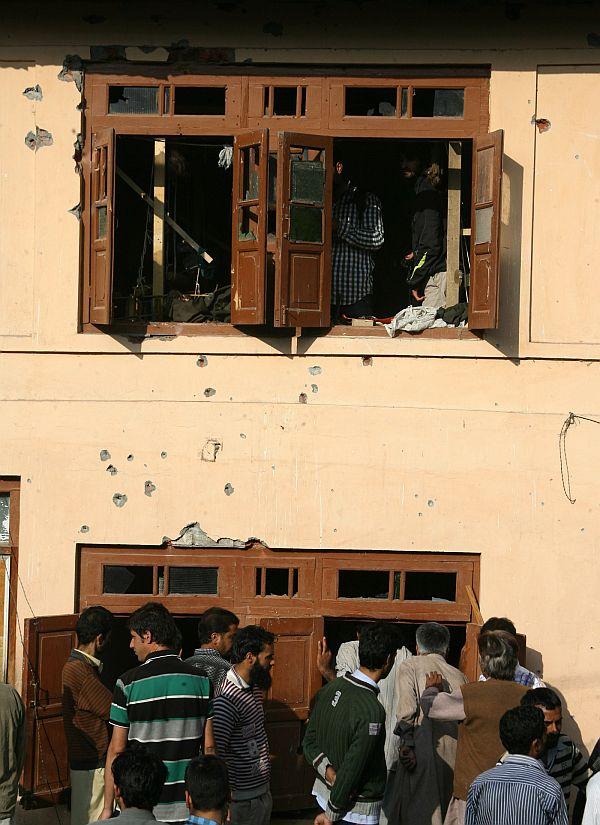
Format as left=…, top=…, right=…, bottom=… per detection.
left=81, top=66, right=492, bottom=338
left=0, top=478, right=20, bottom=684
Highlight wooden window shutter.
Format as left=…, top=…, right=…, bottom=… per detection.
left=459, top=621, right=482, bottom=682
left=468, top=129, right=503, bottom=330
left=231, top=130, right=268, bottom=324
left=89, top=127, right=115, bottom=325
left=274, top=132, right=333, bottom=327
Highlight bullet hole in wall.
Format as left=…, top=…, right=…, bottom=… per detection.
left=299, top=392, right=308, bottom=404
left=311, top=384, right=318, bottom=393
left=204, top=388, right=216, bottom=397
left=113, top=493, right=127, bottom=508
left=23, top=85, right=43, bottom=101
left=127, top=454, right=134, bottom=462
left=24, top=127, right=53, bottom=151
left=106, top=465, right=118, bottom=476
left=145, top=481, right=157, bottom=497
left=100, top=449, right=111, bottom=461
left=197, top=355, right=208, bottom=368
left=224, top=483, right=234, bottom=496
left=308, top=366, right=322, bottom=376
left=80, top=525, right=90, bottom=533
left=160, top=451, right=168, bottom=459
left=362, top=356, right=373, bottom=367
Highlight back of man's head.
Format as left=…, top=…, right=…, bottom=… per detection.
left=358, top=622, right=397, bottom=670
left=76, top=605, right=113, bottom=646
left=480, top=617, right=517, bottom=638
left=521, top=687, right=561, bottom=711
left=499, top=706, right=545, bottom=756
left=128, top=602, right=179, bottom=648
left=112, top=745, right=167, bottom=811
left=198, top=607, right=240, bottom=645
left=478, top=630, right=518, bottom=680
left=230, top=625, right=274, bottom=664
left=416, top=622, right=450, bottom=657
left=185, top=755, right=230, bottom=816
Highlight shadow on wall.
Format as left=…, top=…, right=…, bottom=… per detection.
left=485, top=153, right=524, bottom=362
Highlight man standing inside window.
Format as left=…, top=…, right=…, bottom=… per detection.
left=185, top=607, right=239, bottom=694
left=304, top=623, right=397, bottom=825
left=332, top=157, right=384, bottom=321
left=212, top=626, right=275, bottom=825
left=101, top=603, right=214, bottom=825
left=62, top=606, right=114, bottom=825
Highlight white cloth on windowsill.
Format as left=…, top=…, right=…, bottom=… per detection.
left=384, top=306, right=449, bottom=336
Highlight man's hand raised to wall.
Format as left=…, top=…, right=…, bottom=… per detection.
left=424, top=672, right=444, bottom=691
left=317, top=637, right=336, bottom=682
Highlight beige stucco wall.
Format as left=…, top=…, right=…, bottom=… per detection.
left=1, top=1, right=599, bottom=749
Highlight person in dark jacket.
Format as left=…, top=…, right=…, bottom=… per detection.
left=401, top=156, right=447, bottom=310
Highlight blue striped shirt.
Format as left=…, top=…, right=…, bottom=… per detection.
left=466, top=754, right=568, bottom=825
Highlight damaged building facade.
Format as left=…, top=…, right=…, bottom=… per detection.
left=1, top=0, right=599, bottom=809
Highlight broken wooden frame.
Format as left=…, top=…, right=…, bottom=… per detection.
left=82, top=69, right=501, bottom=333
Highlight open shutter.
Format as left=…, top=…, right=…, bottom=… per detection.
left=259, top=616, right=324, bottom=810
left=22, top=614, right=78, bottom=804
left=468, top=129, right=503, bottom=330
left=89, top=128, right=115, bottom=325
left=275, top=132, right=333, bottom=327
left=231, top=130, right=268, bottom=324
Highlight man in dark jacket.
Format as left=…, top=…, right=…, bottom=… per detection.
left=62, top=606, right=114, bottom=825
left=303, top=623, right=397, bottom=825
left=401, top=157, right=447, bottom=310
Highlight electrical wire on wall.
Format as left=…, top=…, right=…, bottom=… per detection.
left=559, top=412, right=600, bottom=504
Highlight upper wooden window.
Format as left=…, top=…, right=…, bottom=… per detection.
left=82, top=70, right=499, bottom=335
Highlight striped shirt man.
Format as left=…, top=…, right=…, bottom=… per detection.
left=212, top=667, right=271, bottom=801
left=332, top=184, right=384, bottom=306
left=466, top=754, right=567, bottom=825
left=544, top=734, right=589, bottom=805
left=110, top=651, right=213, bottom=824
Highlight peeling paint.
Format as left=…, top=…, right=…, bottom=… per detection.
left=201, top=439, right=222, bottom=462
left=166, top=522, right=252, bottom=550
left=204, top=387, right=216, bottom=397
left=100, top=449, right=111, bottom=461
left=299, top=392, right=308, bottom=404
left=113, top=493, right=127, bottom=508
left=23, top=85, right=42, bottom=101
left=224, top=483, right=234, bottom=496
left=58, top=54, right=84, bottom=91
left=197, top=355, right=208, bottom=368
left=106, top=464, right=118, bottom=476
left=145, top=480, right=157, bottom=497
left=308, top=365, right=322, bottom=376
left=25, top=127, right=53, bottom=152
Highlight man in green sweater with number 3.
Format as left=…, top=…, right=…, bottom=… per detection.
left=303, top=623, right=398, bottom=825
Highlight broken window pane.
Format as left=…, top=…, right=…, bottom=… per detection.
left=0, top=495, right=9, bottom=544
left=475, top=205, right=493, bottom=244
left=338, top=570, right=389, bottom=599
left=174, top=87, right=226, bottom=116
left=241, top=145, right=260, bottom=201
left=292, top=568, right=299, bottom=596
left=256, top=567, right=263, bottom=595
left=300, top=87, right=307, bottom=117
left=265, top=568, right=289, bottom=596
left=163, top=86, right=171, bottom=114
left=291, top=159, right=325, bottom=205
left=401, top=88, right=409, bottom=117
left=476, top=146, right=494, bottom=203
left=97, top=205, right=107, bottom=239
left=273, top=87, right=297, bottom=116
left=412, top=88, right=464, bottom=118
left=289, top=204, right=322, bottom=243
left=404, top=572, right=457, bottom=601
left=103, top=565, right=154, bottom=594
left=345, top=87, right=397, bottom=117
left=108, top=86, right=159, bottom=115
left=239, top=205, right=258, bottom=241
left=169, top=566, right=218, bottom=594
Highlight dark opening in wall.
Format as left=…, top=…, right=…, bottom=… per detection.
left=412, top=88, right=464, bottom=118
left=344, top=87, right=397, bottom=117
left=174, top=87, right=226, bottom=115
left=404, top=572, right=457, bottom=601
left=109, top=86, right=158, bottom=115
left=103, top=565, right=153, bottom=594
left=338, top=569, right=389, bottom=599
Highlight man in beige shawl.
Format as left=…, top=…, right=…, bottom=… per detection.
left=387, top=622, right=467, bottom=825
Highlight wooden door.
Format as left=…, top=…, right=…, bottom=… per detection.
left=259, top=616, right=324, bottom=810
left=275, top=133, right=333, bottom=327
left=89, top=127, right=115, bottom=325
left=22, top=614, right=78, bottom=803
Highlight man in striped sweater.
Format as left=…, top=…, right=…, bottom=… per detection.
left=466, top=705, right=567, bottom=825
left=212, top=626, right=275, bottom=825
left=101, top=603, right=214, bottom=825
left=303, top=623, right=398, bottom=825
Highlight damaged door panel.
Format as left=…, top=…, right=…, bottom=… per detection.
left=90, top=128, right=115, bottom=325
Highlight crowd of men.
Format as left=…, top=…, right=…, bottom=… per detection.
left=0, top=604, right=599, bottom=825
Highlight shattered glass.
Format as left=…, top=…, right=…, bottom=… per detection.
left=290, top=204, right=322, bottom=243
left=0, top=495, right=8, bottom=544
left=291, top=159, right=324, bottom=205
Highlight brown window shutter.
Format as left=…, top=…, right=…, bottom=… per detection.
left=89, top=127, right=115, bottom=325
left=231, top=129, right=269, bottom=325
left=468, top=129, right=503, bottom=330
left=459, top=621, right=482, bottom=682
left=274, top=132, right=333, bottom=328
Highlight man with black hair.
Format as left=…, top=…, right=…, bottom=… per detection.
left=478, top=617, right=544, bottom=688
left=212, top=626, right=275, bottom=825
left=304, top=622, right=397, bottom=825
left=185, top=755, right=230, bottom=825
left=62, top=605, right=114, bottom=825
left=466, top=706, right=567, bottom=825
left=521, top=688, right=588, bottom=817
left=102, top=603, right=214, bottom=825
left=90, top=745, right=167, bottom=825
left=186, top=607, right=239, bottom=693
